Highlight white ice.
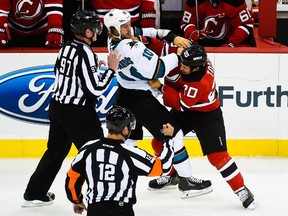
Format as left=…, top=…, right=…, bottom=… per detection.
left=1, top=157, right=288, bottom=216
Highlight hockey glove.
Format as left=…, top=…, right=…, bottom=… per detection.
left=0, top=25, right=10, bottom=48
left=45, top=27, right=64, bottom=49
left=189, top=30, right=207, bottom=44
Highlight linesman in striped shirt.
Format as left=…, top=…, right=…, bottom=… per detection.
left=22, top=10, right=119, bottom=208
left=65, top=105, right=174, bottom=216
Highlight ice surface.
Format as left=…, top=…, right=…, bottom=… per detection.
left=1, top=157, right=288, bottom=216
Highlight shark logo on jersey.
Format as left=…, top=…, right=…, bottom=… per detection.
left=0, top=65, right=118, bottom=125
left=127, top=41, right=139, bottom=49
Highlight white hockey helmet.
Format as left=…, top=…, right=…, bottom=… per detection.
left=104, top=9, right=131, bottom=39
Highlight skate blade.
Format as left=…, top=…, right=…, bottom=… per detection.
left=247, top=200, right=258, bottom=210
left=147, top=185, right=178, bottom=191
left=21, top=200, right=53, bottom=208
left=180, top=187, right=213, bottom=199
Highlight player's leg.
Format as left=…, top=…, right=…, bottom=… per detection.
left=196, top=107, right=257, bottom=209
left=134, top=96, right=212, bottom=197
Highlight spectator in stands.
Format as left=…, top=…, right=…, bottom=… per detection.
left=0, top=0, right=64, bottom=49
left=180, top=0, right=256, bottom=47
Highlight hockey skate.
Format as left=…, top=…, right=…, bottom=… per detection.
left=236, top=186, right=258, bottom=210
left=148, top=172, right=179, bottom=190
left=21, top=192, right=55, bottom=208
left=178, top=176, right=213, bottom=198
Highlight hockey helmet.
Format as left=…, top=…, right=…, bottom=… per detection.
left=104, top=9, right=131, bottom=38
left=179, top=44, right=207, bottom=67
left=70, top=10, right=103, bottom=36
left=106, top=106, right=136, bottom=134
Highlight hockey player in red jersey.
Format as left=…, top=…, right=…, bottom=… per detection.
left=148, top=43, right=258, bottom=209
left=0, top=0, right=64, bottom=48
left=180, top=0, right=256, bottom=47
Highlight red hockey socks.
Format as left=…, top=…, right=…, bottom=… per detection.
left=207, top=151, right=244, bottom=192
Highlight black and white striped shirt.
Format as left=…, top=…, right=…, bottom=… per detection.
left=53, top=39, right=115, bottom=107
left=65, top=137, right=173, bottom=205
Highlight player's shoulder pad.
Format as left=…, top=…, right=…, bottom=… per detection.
left=221, top=0, right=246, bottom=7
left=186, top=0, right=206, bottom=8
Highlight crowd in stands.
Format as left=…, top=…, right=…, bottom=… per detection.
left=0, top=0, right=266, bottom=49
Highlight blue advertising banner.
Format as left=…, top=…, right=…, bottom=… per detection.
left=0, top=65, right=118, bottom=125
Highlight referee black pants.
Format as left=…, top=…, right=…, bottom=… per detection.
left=87, top=202, right=134, bottom=216
left=24, top=99, right=103, bottom=199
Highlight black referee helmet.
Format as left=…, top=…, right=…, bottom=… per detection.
left=70, top=10, right=103, bottom=36
left=179, top=43, right=207, bottom=67
left=106, top=106, right=136, bottom=134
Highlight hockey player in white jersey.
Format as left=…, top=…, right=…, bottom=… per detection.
left=104, top=9, right=213, bottom=198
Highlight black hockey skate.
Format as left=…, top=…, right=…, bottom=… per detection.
left=22, top=192, right=55, bottom=208
left=236, top=186, right=258, bottom=209
left=148, top=172, right=179, bottom=190
left=178, top=176, right=213, bottom=198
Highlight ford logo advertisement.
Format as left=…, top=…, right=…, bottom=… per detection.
left=0, top=65, right=118, bottom=125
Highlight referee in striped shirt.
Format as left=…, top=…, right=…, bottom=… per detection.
left=65, top=106, right=174, bottom=216
left=22, top=10, right=119, bottom=207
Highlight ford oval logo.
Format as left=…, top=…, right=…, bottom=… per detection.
left=0, top=65, right=118, bottom=125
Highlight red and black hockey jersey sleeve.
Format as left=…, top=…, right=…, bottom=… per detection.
left=221, top=0, right=254, bottom=46
left=0, top=0, right=10, bottom=26
left=45, top=0, right=63, bottom=28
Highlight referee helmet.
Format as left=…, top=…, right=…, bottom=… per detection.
left=106, top=106, right=136, bottom=134
left=70, top=10, right=103, bottom=36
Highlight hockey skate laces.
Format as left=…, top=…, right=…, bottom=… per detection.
left=156, top=176, right=170, bottom=185
left=188, top=176, right=203, bottom=184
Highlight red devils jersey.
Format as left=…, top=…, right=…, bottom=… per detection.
left=180, top=0, right=254, bottom=47
left=91, top=0, right=155, bottom=28
left=0, top=0, right=63, bottom=36
left=163, top=59, right=220, bottom=112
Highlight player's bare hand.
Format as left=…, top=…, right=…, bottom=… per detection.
left=177, top=46, right=184, bottom=55
left=162, top=123, right=174, bottom=137
left=148, top=79, right=162, bottom=89
left=174, top=36, right=191, bottom=48
left=107, top=49, right=120, bottom=71
left=99, top=60, right=106, bottom=67
left=73, top=203, right=86, bottom=214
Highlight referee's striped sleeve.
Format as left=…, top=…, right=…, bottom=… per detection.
left=80, top=46, right=115, bottom=97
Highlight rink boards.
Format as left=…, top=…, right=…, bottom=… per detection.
left=0, top=48, right=287, bottom=157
